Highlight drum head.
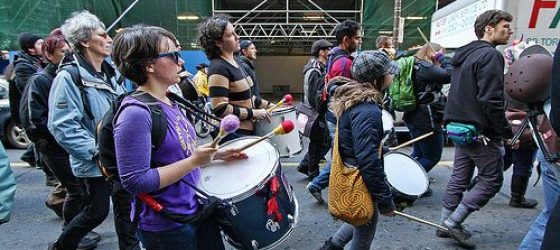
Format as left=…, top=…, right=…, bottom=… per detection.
left=197, top=137, right=279, bottom=199
left=381, top=110, right=394, bottom=132
left=384, top=152, right=429, bottom=196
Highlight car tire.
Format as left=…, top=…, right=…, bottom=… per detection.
left=7, top=121, right=30, bottom=149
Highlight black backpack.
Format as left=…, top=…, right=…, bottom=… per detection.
left=96, top=91, right=168, bottom=181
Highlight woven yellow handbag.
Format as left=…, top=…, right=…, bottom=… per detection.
left=328, top=123, right=375, bottom=226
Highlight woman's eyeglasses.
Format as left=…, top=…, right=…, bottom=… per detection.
left=156, top=51, right=182, bottom=64
left=97, top=32, right=109, bottom=39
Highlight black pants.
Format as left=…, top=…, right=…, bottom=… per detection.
left=298, top=119, right=330, bottom=177
left=56, top=177, right=110, bottom=250
left=110, top=181, right=140, bottom=250
left=40, top=152, right=83, bottom=225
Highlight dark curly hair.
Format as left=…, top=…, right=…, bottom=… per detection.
left=197, top=15, right=230, bottom=60
left=112, top=25, right=177, bottom=85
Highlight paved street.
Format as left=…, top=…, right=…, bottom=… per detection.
left=0, top=143, right=542, bottom=250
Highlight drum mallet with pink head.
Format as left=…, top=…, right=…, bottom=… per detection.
left=210, top=114, right=240, bottom=148
left=267, top=94, right=293, bottom=112
left=394, top=211, right=449, bottom=232
left=239, top=120, right=295, bottom=151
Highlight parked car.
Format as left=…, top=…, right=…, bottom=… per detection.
left=0, top=78, right=30, bottom=149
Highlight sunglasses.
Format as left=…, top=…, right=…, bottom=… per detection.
left=156, top=51, right=182, bottom=64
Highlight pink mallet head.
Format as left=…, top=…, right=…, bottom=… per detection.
left=221, top=114, right=240, bottom=133
left=283, top=94, right=293, bottom=104
left=281, top=120, right=295, bottom=133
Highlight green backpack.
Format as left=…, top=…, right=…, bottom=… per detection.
left=389, top=56, right=416, bottom=112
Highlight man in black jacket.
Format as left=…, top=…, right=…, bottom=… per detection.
left=11, top=33, right=46, bottom=167
left=239, top=39, right=261, bottom=97
left=297, top=39, right=332, bottom=190
left=439, top=10, right=514, bottom=248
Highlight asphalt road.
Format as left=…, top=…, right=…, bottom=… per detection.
left=0, top=142, right=542, bottom=250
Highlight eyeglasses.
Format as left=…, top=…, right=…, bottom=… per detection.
left=97, top=32, right=109, bottom=39
left=156, top=51, right=182, bottom=64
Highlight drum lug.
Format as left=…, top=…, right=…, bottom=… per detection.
left=251, top=240, right=259, bottom=249
left=288, top=214, right=294, bottom=223
left=230, top=204, right=239, bottom=216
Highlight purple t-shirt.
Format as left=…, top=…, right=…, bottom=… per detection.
left=114, top=96, right=200, bottom=232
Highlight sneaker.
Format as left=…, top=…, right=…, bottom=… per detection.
left=84, top=231, right=101, bottom=243
left=420, top=188, right=433, bottom=198
left=20, top=155, right=36, bottom=168
left=318, top=237, right=342, bottom=250
left=297, top=165, right=308, bottom=176
left=443, top=223, right=476, bottom=249
left=436, top=224, right=472, bottom=239
left=307, top=183, right=324, bottom=204
left=77, top=237, right=97, bottom=250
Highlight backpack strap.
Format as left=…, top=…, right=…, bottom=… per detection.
left=129, top=91, right=168, bottom=151
left=61, top=65, right=95, bottom=120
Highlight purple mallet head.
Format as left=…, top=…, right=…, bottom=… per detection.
left=221, top=114, right=240, bottom=133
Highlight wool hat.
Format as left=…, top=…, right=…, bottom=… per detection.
left=311, top=39, right=333, bottom=56
left=18, top=32, right=42, bottom=51
left=351, top=50, right=400, bottom=84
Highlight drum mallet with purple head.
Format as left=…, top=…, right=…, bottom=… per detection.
left=210, top=114, right=240, bottom=148
left=239, top=120, right=295, bottom=151
left=267, top=94, right=293, bottom=112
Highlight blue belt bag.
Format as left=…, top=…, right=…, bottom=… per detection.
left=446, top=122, right=480, bottom=146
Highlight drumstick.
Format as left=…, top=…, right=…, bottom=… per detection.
left=267, top=94, right=293, bottom=112
left=394, top=211, right=449, bottom=232
left=239, top=120, right=294, bottom=151
left=417, top=27, right=436, bottom=52
left=210, top=115, right=240, bottom=148
left=389, top=131, right=434, bottom=151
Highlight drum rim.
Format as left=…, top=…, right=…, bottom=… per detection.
left=223, top=195, right=300, bottom=250
left=197, top=136, right=280, bottom=202
left=383, top=151, right=429, bottom=195
left=269, top=106, right=295, bottom=115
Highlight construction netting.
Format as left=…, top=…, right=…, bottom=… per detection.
left=0, top=0, right=435, bottom=52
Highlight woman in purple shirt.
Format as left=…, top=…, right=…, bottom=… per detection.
left=112, top=26, right=246, bottom=250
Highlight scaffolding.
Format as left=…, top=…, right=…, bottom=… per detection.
left=213, top=0, right=362, bottom=53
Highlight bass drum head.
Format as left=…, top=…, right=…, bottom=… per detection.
left=197, top=137, right=279, bottom=200
left=384, top=152, right=429, bottom=196
left=381, top=110, right=394, bottom=132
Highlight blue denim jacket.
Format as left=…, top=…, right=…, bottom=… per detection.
left=48, top=54, right=125, bottom=177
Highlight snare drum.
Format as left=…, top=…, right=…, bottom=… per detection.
left=255, top=107, right=303, bottom=157
left=197, top=137, right=299, bottom=250
left=383, top=152, right=429, bottom=196
left=381, top=110, right=394, bottom=132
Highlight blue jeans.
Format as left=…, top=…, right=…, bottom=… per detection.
left=331, top=209, right=379, bottom=250
left=138, top=223, right=197, bottom=250
left=519, top=151, right=560, bottom=250
left=407, top=123, right=443, bottom=173
left=309, top=121, right=336, bottom=190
